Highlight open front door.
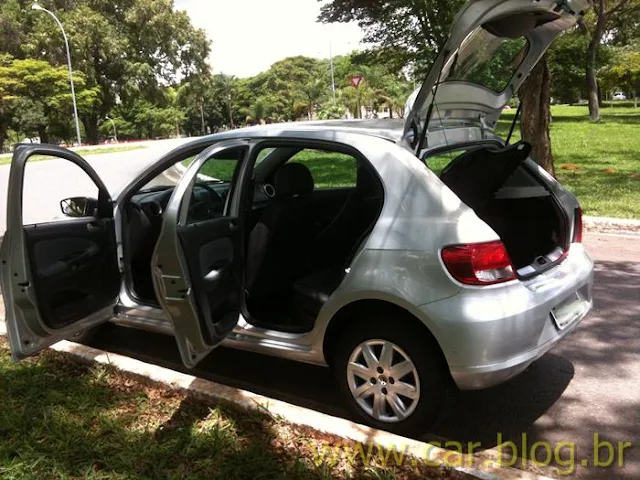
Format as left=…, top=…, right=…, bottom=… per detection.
left=0, top=145, right=120, bottom=360
left=151, top=140, right=251, bottom=368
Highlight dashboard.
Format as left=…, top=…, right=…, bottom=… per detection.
left=131, top=180, right=273, bottom=223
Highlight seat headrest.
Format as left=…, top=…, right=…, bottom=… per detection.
left=274, top=163, right=314, bottom=197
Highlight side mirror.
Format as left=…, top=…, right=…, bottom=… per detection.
left=60, top=197, right=99, bottom=218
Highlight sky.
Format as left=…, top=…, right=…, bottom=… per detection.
left=174, top=0, right=364, bottom=78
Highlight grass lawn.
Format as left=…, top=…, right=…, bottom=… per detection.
left=497, top=105, right=640, bottom=219
left=0, top=336, right=461, bottom=480
left=0, top=145, right=146, bottom=166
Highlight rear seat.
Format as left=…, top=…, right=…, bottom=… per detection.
left=291, top=266, right=346, bottom=320
left=290, top=165, right=383, bottom=321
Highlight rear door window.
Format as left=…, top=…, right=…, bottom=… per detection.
left=287, top=149, right=358, bottom=189
left=424, top=149, right=471, bottom=176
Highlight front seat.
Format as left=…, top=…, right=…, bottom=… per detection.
left=245, top=162, right=317, bottom=307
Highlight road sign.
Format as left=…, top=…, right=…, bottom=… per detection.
left=350, top=75, right=364, bottom=89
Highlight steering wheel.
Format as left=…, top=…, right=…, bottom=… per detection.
left=188, top=182, right=224, bottom=221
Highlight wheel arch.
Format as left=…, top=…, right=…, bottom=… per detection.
left=321, top=298, right=448, bottom=369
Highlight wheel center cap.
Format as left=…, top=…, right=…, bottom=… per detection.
left=378, top=375, right=387, bottom=386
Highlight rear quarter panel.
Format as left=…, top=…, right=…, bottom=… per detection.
left=314, top=137, right=500, bottom=344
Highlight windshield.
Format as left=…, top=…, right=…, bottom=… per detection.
left=442, top=27, right=529, bottom=93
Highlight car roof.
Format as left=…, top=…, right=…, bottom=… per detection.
left=208, top=118, right=405, bottom=143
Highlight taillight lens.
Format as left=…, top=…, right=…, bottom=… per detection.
left=573, top=208, right=583, bottom=243
left=441, top=241, right=516, bottom=286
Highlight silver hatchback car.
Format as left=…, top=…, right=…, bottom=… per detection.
left=1, top=0, right=593, bottom=435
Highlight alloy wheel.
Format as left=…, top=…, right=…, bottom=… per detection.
left=346, top=339, right=420, bottom=423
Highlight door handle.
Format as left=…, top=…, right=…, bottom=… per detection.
left=228, top=221, right=237, bottom=232
left=204, top=269, right=222, bottom=283
left=86, top=222, right=102, bottom=233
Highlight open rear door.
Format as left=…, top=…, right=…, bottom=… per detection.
left=0, top=145, right=120, bottom=359
left=151, top=140, right=252, bottom=368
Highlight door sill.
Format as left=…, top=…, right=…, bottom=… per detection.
left=244, top=317, right=313, bottom=334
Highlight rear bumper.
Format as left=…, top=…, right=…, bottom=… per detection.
left=449, top=299, right=590, bottom=389
left=421, top=243, right=594, bottom=390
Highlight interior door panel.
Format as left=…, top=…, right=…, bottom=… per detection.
left=150, top=140, right=250, bottom=368
left=24, top=219, right=120, bottom=329
left=1, top=143, right=120, bottom=360
left=177, top=218, right=240, bottom=345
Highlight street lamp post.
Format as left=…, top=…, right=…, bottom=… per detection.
left=105, top=116, right=118, bottom=143
left=32, top=3, right=82, bottom=146
left=329, top=41, right=336, bottom=104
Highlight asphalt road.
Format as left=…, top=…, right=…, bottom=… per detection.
left=0, top=138, right=196, bottom=237
left=82, top=233, right=640, bottom=479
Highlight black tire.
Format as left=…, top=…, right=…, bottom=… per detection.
left=332, top=314, right=455, bottom=436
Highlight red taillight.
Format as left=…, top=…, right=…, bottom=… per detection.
left=441, top=241, right=516, bottom=286
left=573, top=208, right=583, bottom=243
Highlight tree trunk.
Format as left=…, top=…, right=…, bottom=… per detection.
left=519, top=56, right=554, bottom=176
left=228, top=102, right=235, bottom=129
left=586, top=38, right=601, bottom=121
left=0, top=125, right=7, bottom=153
left=586, top=5, right=606, bottom=122
left=200, top=101, right=206, bottom=135
left=37, top=125, right=50, bottom=145
left=82, top=115, right=100, bottom=145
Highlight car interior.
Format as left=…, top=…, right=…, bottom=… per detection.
left=122, top=145, right=384, bottom=333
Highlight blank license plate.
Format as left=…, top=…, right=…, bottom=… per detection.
left=551, top=292, right=588, bottom=330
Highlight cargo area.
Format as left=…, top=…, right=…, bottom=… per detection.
left=438, top=141, right=568, bottom=272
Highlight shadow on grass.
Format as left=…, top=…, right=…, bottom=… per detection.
left=549, top=114, right=640, bottom=125
left=0, top=348, right=347, bottom=479
left=557, top=150, right=640, bottom=167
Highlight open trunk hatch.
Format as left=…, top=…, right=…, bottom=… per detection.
left=403, top=0, right=590, bottom=150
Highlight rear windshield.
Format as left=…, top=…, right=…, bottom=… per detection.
left=442, top=28, right=529, bottom=93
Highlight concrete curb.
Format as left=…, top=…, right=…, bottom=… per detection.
left=0, top=320, right=552, bottom=480
left=583, top=216, right=640, bottom=236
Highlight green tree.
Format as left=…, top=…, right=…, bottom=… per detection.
left=2, top=0, right=210, bottom=143
left=0, top=56, right=97, bottom=148
left=0, top=54, right=19, bottom=149
left=317, top=102, right=346, bottom=119
left=252, top=56, right=328, bottom=121
left=319, top=0, right=465, bottom=76
left=601, top=44, right=640, bottom=106
left=330, top=52, right=412, bottom=118
left=547, top=30, right=591, bottom=104
left=583, top=0, right=640, bottom=121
